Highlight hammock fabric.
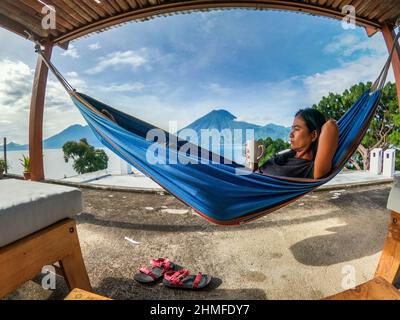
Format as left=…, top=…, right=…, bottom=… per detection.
left=36, top=31, right=398, bottom=225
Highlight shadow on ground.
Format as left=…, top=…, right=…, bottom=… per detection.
left=290, top=188, right=390, bottom=266
left=94, top=277, right=267, bottom=300
left=5, top=274, right=267, bottom=300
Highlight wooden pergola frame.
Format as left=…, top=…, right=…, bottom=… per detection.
left=0, top=1, right=399, bottom=181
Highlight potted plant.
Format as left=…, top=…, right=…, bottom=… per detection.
left=0, top=159, right=7, bottom=179
left=19, top=155, right=31, bottom=180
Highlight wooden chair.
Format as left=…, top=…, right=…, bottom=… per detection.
left=324, top=175, right=400, bottom=300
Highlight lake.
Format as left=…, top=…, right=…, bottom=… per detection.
left=4, top=145, right=246, bottom=180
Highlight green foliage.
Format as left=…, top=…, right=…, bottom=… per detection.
left=313, top=82, right=400, bottom=170
left=0, top=159, right=8, bottom=172
left=62, top=138, right=109, bottom=175
left=19, top=155, right=30, bottom=172
left=258, top=137, right=290, bottom=168
left=313, top=82, right=372, bottom=120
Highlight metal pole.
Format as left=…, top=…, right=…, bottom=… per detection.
left=3, top=137, right=7, bottom=174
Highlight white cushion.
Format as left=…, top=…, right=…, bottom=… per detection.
left=0, top=179, right=82, bottom=247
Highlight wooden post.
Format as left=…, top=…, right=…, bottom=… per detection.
left=29, top=43, right=53, bottom=181
left=3, top=137, right=7, bottom=174
left=382, top=25, right=400, bottom=112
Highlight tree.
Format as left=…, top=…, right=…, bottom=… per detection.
left=63, top=138, right=109, bottom=174
left=313, top=82, right=400, bottom=170
left=258, top=137, right=290, bottom=167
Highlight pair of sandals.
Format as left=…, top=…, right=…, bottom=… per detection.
left=134, top=258, right=212, bottom=290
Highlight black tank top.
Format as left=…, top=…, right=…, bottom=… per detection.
left=258, top=151, right=314, bottom=179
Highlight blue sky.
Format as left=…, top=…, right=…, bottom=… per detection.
left=0, top=9, right=393, bottom=144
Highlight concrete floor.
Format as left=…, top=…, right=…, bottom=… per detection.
left=4, top=184, right=395, bottom=300
left=61, top=170, right=398, bottom=191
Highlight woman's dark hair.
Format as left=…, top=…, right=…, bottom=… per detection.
left=295, top=108, right=326, bottom=158
left=274, top=108, right=326, bottom=164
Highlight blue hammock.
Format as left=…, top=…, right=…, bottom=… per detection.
left=68, top=89, right=382, bottom=225
left=35, top=31, right=398, bottom=225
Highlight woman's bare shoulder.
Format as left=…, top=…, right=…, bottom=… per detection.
left=322, top=119, right=339, bottom=131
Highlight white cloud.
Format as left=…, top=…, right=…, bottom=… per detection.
left=194, top=35, right=394, bottom=127
left=204, top=83, right=233, bottom=96
left=302, top=55, right=393, bottom=104
left=86, top=50, right=148, bottom=74
left=61, top=71, right=87, bottom=90
left=324, top=33, right=387, bottom=57
left=0, top=59, right=86, bottom=144
left=61, top=44, right=80, bottom=59
left=305, top=33, right=393, bottom=103
left=0, top=60, right=32, bottom=109
left=96, top=82, right=145, bottom=93
left=88, top=43, right=101, bottom=50
left=67, top=71, right=79, bottom=78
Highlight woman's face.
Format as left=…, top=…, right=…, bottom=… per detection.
left=289, top=116, right=317, bottom=153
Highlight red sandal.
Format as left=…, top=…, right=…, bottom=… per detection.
left=163, top=269, right=212, bottom=290
left=134, top=258, right=182, bottom=284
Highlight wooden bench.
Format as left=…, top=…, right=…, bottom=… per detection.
left=0, top=219, right=91, bottom=298
left=0, top=179, right=92, bottom=299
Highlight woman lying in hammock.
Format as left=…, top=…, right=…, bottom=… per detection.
left=258, top=108, right=339, bottom=179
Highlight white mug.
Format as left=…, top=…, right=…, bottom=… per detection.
left=245, top=140, right=265, bottom=171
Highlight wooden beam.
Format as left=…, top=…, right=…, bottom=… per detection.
left=29, top=43, right=53, bottom=182
left=2, top=0, right=392, bottom=46
left=0, top=13, right=42, bottom=42
left=54, top=0, right=383, bottom=45
left=365, top=26, right=379, bottom=37
left=382, top=24, right=400, bottom=112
